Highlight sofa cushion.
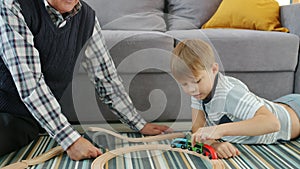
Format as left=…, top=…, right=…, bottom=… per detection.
left=101, top=30, right=174, bottom=73
left=78, top=31, right=174, bottom=74
left=202, top=0, right=288, bottom=32
left=227, top=72, right=294, bottom=100
left=95, top=73, right=192, bottom=122
left=84, top=0, right=166, bottom=31
left=166, top=29, right=299, bottom=72
left=167, top=0, right=222, bottom=30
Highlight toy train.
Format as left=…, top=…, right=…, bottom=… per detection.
left=170, top=138, right=218, bottom=159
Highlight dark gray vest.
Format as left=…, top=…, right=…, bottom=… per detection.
left=0, top=0, right=95, bottom=116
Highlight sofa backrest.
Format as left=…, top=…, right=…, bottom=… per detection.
left=84, top=0, right=222, bottom=31
left=166, top=0, right=222, bottom=30
left=84, top=0, right=166, bottom=31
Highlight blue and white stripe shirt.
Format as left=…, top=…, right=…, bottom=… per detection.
left=0, top=0, right=146, bottom=150
left=191, top=73, right=291, bottom=144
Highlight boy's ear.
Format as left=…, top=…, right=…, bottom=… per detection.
left=212, top=63, right=219, bottom=75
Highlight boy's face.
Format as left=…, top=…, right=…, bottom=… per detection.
left=47, top=0, right=79, bottom=13
left=176, top=63, right=218, bottom=100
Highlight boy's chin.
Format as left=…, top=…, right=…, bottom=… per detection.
left=192, top=94, right=204, bottom=100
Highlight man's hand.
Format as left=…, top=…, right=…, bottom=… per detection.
left=66, top=137, right=102, bottom=161
left=140, top=123, right=172, bottom=135
left=211, top=142, right=240, bottom=159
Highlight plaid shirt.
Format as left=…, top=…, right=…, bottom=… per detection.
left=0, top=0, right=146, bottom=150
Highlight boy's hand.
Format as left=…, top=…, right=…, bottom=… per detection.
left=211, top=142, right=240, bottom=159
left=191, top=126, right=222, bottom=146
left=140, top=123, right=172, bottom=135
left=66, top=137, right=102, bottom=160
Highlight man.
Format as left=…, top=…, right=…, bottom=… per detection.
left=0, top=0, right=169, bottom=160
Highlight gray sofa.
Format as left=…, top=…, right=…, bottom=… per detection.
left=61, top=0, right=300, bottom=124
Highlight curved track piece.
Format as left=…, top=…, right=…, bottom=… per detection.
left=2, top=146, right=64, bottom=169
left=91, top=144, right=224, bottom=169
left=88, top=127, right=186, bottom=142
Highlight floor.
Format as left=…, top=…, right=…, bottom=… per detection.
left=1, top=122, right=299, bottom=169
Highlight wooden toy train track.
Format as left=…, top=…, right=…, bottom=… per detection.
left=91, top=144, right=224, bottom=169
left=2, top=127, right=224, bottom=169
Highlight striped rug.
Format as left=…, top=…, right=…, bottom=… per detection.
left=0, top=132, right=299, bottom=169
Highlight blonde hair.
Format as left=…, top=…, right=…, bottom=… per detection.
left=171, top=39, right=215, bottom=79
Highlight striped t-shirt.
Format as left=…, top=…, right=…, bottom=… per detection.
left=191, top=73, right=291, bottom=144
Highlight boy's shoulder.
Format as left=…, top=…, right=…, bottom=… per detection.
left=219, top=73, right=249, bottom=91
left=216, top=73, right=254, bottom=102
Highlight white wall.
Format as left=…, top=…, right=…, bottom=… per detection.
left=276, top=0, right=290, bottom=5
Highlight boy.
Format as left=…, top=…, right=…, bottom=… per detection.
left=170, top=39, right=300, bottom=159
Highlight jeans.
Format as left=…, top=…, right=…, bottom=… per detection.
left=0, top=113, right=39, bottom=156
left=273, top=94, right=300, bottom=119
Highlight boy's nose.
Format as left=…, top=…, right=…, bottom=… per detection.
left=188, top=85, right=197, bottom=93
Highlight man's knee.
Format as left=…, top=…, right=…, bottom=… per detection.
left=0, top=113, right=39, bottom=156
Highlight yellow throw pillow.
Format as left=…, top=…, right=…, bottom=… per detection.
left=202, top=0, right=289, bottom=32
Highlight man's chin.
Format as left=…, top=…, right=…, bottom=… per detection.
left=60, top=0, right=78, bottom=13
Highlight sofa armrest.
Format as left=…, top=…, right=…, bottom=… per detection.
left=280, top=3, right=300, bottom=93
left=295, top=54, right=300, bottom=93
left=280, top=3, right=300, bottom=36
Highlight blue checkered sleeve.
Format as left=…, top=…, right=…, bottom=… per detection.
left=82, top=18, right=147, bottom=131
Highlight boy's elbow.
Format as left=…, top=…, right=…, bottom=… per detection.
left=271, top=119, right=281, bottom=132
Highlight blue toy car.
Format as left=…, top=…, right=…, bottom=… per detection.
left=170, top=138, right=190, bottom=149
